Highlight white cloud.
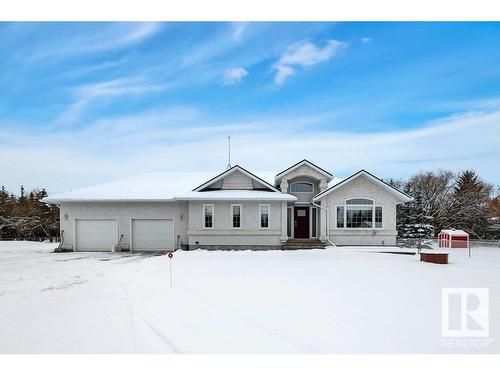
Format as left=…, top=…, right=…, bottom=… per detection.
left=55, top=77, right=166, bottom=125
left=273, top=40, right=345, bottom=85
left=231, top=22, right=247, bottom=41
left=29, top=23, right=162, bottom=61
left=222, top=67, right=249, bottom=86
left=361, top=37, right=372, bottom=44
left=2, top=104, right=500, bottom=194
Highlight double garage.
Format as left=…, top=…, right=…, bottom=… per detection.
left=74, top=218, right=175, bottom=252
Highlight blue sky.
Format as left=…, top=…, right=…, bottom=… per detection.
left=1, top=22, right=500, bottom=193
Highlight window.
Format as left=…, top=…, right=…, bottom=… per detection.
left=259, top=204, right=270, bottom=228
left=346, top=198, right=373, bottom=205
left=232, top=204, right=241, bottom=228
left=346, top=206, right=373, bottom=228
left=290, top=182, right=313, bottom=193
left=375, top=206, right=383, bottom=228
left=287, top=207, right=292, bottom=237
left=311, top=207, right=317, bottom=237
left=336, top=206, right=344, bottom=228
left=336, top=199, right=383, bottom=229
left=203, top=204, right=214, bottom=228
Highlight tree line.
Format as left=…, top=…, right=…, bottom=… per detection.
left=0, top=185, right=59, bottom=240
left=388, top=169, right=500, bottom=240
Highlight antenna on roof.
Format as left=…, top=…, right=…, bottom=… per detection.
left=226, top=136, right=231, bottom=170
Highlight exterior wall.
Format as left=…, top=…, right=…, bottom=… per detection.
left=321, top=174, right=401, bottom=246
left=59, top=202, right=188, bottom=251
left=187, top=201, right=283, bottom=249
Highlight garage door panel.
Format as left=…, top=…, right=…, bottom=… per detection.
left=75, top=219, right=117, bottom=252
left=132, top=219, right=174, bottom=251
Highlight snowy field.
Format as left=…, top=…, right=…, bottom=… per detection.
left=0, top=241, right=498, bottom=354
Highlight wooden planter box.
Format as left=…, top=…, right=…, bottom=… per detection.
left=420, top=252, right=449, bottom=264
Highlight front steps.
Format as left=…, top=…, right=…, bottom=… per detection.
left=283, top=238, right=327, bottom=250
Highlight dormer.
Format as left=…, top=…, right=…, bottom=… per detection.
left=193, top=165, right=279, bottom=192
left=275, top=160, right=333, bottom=200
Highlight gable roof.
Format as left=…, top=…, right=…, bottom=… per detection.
left=313, top=169, right=412, bottom=202
left=275, top=159, right=333, bottom=180
left=192, top=165, right=280, bottom=192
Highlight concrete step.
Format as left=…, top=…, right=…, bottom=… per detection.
left=283, top=239, right=327, bottom=250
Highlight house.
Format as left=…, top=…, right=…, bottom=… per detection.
left=43, top=160, right=412, bottom=251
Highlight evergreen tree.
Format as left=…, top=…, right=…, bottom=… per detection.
left=448, top=170, right=492, bottom=238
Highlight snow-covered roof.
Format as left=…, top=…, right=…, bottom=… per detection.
left=275, top=159, right=333, bottom=182
left=174, top=190, right=296, bottom=201
left=42, top=171, right=280, bottom=204
left=440, top=229, right=469, bottom=236
left=42, top=172, right=219, bottom=203
left=313, top=170, right=413, bottom=203
left=193, top=165, right=279, bottom=192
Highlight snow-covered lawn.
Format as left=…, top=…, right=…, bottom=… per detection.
left=0, top=241, right=498, bottom=354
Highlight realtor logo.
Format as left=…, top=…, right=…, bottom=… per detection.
left=442, top=288, right=489, bottom=337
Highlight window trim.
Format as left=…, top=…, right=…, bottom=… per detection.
left=259, top=204, right=270, bottom=229
left=230, top=203, right=242, bottom=229
left=334, top=199, right=384, bottom=230
left=290, top=181, right=314, bottom=193
left=202, top=203, right=214, bottom=229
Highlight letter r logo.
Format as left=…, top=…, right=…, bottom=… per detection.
left=442, top=288, right=489, bottom=337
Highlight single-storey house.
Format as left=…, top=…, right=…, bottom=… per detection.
left=43, top=160, right=412, bottom=251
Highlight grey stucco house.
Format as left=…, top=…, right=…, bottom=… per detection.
left=44, top=160, right=412, bottom=251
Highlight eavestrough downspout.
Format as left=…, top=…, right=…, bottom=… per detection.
left=311, top=199, right=336, bottom=247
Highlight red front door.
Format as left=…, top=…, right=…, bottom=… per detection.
left=294, top=207, right=310, bottom=238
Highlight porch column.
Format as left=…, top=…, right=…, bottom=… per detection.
left=319, top=200, right=328, bottom=242
left=280, top=201, right=288, bottom=242
left=280, top=178, right=289, bottom=193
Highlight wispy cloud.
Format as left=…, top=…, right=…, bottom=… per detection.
left=29, top=22, right=162, bottom=61
left=361, top=37, right=372, bottom=44
left=273, top=40, right=346, bottom=85
left=54, top=77, right=166, bottom=125
left=222, top=67, right=248, bottom=86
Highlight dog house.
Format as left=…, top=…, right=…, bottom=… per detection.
left=438, top=229, right=469, bottom=248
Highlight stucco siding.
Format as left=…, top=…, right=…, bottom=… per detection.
left=187, top=201, right=283, bottom=248
left=59, top=202, right=188, bottom=251
left=321, top=174, right=400, bottom=246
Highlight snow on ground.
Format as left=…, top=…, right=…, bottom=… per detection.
left=0, top=241, right=499, bottom=354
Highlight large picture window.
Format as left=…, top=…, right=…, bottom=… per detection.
left=232, top=204, right=241, bottom=228
left=203, top=204, right=214, bottom=229
left=346, top=206, right=373, bottom=228
left=259, top=204, right=270, bottom=228
left=336, top=199, right=383, bottom=229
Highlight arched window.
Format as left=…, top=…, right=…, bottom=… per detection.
left=336, top=198, right=383, bottom=229
left=290, top=182, right=313, bottom=193
left=345, top=198, right=373, bottom=205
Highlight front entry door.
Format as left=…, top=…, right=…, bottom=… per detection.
left=294, top=207, right=310, bottom=238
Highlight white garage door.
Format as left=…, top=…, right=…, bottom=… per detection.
left=75, top=219, right=117, bottom=252
left=132, top=219, right=174, bottom=251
